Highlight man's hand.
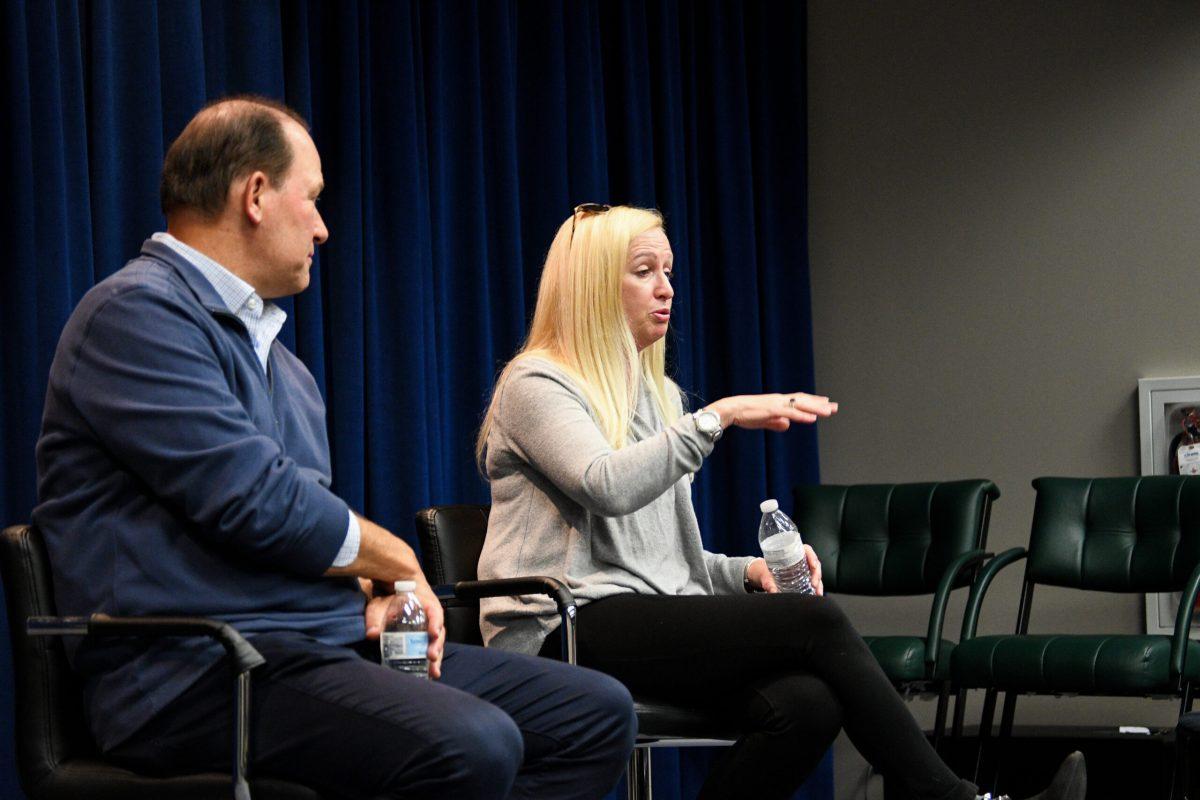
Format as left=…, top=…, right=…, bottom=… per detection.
left=413, top=579, right=446, bottom=679
left=333, top=515, right=445, bottom=678
left=363, top=593, right=390, bottom=639
left=362, top=580, right=446, bottom=680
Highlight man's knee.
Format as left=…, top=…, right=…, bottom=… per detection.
left=583, top=670, right=638, bottom=750
left=389, top=703, right=524, bottom=800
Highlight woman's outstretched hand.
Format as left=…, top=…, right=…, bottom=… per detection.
left=707, top=392, right=837, bottom=432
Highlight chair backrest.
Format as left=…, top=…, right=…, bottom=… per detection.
left=414, top=505, right=490, bottom=646
left=0, top=524, right=97, bottom=793
left=1028, top=476, right=1200, bottom=592
left=792, top=480, right=999, bottom=596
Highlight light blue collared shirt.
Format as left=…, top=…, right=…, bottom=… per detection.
left=152, top=232, right=360, bottom=568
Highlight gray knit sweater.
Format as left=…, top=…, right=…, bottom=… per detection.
left=478, top=357, right=755, bottom=654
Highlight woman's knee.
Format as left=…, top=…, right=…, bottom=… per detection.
left=792, top=595, right=856, bottom=640
left=747, top=673, right=843, bottom=744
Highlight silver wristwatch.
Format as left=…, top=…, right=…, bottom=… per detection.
left=692, top=408, right=723, bottom=442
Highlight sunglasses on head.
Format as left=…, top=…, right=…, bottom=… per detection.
left=569, top=203, right=611, bottom=244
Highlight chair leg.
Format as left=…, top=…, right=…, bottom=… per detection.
left=1171, top=733, right=1185, bottom=800
left=992, top=692, right=1019, bottom=790
left=1175, top=684, right=1196, bottom=800
left=973, top=688, right=997, bottom=788
left=627, top=746, right=652, bottom=800
left=952, top=687, right=968, bottom=738
left=933, top=680, right=951, bottom=753
left=234, top=671, right=253, bottom=800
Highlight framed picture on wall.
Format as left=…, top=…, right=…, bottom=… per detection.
left=1139, top=376, right=1200, bottom=636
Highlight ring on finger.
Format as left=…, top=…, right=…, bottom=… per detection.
left=787, top=397, right=795, bottom=408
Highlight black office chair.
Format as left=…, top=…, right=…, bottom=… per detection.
left=416, top=504, right=736, bottom=800
left=0, top=523, right=322, bottom=800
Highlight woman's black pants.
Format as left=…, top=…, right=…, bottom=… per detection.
left=541, top=593, right=977, bottom=800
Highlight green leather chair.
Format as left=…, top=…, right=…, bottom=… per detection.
left=793, top=479, right=999, bottom=744
left=952, top=476, right=1200, bottom=786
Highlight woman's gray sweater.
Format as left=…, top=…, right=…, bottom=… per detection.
left=478, top=357, right=755, bottom=655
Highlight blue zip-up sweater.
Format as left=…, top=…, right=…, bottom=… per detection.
left=33, top=239, right=365, bottom=750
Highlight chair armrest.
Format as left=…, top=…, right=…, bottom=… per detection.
left=27, top=613, right=262, bottom=800
left=28, top=613, right=266, bottom=672
left=924, top=548, right=991, bottom=672
left=433, top=577, right=578, bottom=665
left=1172, top=561, right=1200, bottom=683
left=958, top=547, right=1028, bottom=642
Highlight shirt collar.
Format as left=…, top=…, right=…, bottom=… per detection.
left=151, top=232, right=261, bottom=317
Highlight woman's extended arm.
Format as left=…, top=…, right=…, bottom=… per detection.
left=493, top=361, right=706, bottom=516
left=492, top=360, right=836, bottom=518
left=706, top=393, right=837, bottom=432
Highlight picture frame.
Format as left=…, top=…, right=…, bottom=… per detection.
left=1139, top=376, right=1200, bottom=637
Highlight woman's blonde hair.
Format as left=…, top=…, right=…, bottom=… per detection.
left=476, top=205, right=681, bottom=467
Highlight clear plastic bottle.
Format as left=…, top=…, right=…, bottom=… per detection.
left=380, top=580, right=429, bottom=678
left=757, top=499, right=815, bottom=595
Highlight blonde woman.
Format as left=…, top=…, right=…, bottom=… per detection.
left=476, top=205, right=1084, bottom=800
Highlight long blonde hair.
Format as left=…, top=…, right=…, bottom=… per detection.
left=476, top=205, right=681, bottom=467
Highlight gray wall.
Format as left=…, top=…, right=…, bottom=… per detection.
left=806, top=1, right=1200, bottom=794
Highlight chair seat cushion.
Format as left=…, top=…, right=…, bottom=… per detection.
left=34, top=759, right=322, bottom=799
left=863, top=636, right=955, bottom=682
left=952, top=634, right=1200, bottom=693
left=632, top=696, right=736, bottom=741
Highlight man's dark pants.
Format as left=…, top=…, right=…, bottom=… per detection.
left=107, top=634, right=637, bottom=799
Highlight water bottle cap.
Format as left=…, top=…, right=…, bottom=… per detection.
left=759, top=499, right=779, bottom=513
left=394, top=580, right=417, bottom=593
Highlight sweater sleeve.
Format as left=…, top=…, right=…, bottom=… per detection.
left=493, top=359, right=715, bottom=518
left=704, top=551, right=756, bottom=594
left=63, top=285, right=348, bottom=575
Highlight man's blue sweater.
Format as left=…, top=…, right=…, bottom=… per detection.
left=33, top=239, right=366, bottom=750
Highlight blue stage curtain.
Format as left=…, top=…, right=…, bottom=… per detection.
left=0, top=2, right=826, bottom=798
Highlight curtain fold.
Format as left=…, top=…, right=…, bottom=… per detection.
left=0, top=3, right=826, bottom=798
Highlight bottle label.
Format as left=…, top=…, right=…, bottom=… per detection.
left=1180, top=444, right=1200, bottom=475
left=381, top=631, right=428, bottom=661
left=760, top=531, right=803, bottom=567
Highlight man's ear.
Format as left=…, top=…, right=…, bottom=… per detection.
left=241, top=171, right=270, bottom=225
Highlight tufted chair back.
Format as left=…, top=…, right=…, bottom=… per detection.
left=1028, top=476, right=1200, bottom=592
left=794, top=480, right=999, bottom=596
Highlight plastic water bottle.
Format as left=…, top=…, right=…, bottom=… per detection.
left=758, top=499, right=815, bottom=595
left=380, top=580, right=429, bottom=678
